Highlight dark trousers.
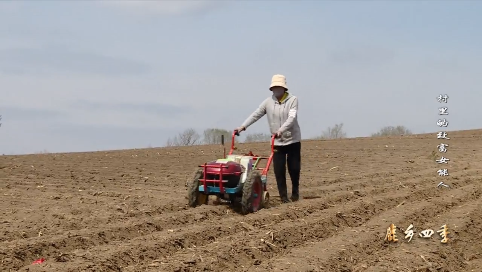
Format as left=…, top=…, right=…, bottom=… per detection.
left=272, top=141, right=301, bottom=198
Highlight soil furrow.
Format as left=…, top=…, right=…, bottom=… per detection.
left=137, top=182, right=481, bottom=272
left=35, top=177, right=477, bottom=271
left=6, top=163, right=472, bottom=252
left=258, top=182, right=482, bottom=271
left=2, top=169, right=478, bottom=270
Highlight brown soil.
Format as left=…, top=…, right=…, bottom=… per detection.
left=1, top=129, right=481, bottom=272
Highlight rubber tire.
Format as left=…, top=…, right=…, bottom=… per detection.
left=187, top=169, right=208, bottom=207
left=241, top=170, right=263, bottom=215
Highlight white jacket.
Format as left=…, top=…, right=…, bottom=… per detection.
left=241, top=92, right=301, bottom=146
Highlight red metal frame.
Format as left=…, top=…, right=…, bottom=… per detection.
left=198, top=130, right=276, bottom=194
left=244, top=138, right=275, bottom=178
left=263, top=135, right=276, bottom=177
left=198, top=162, right=243, bottom=194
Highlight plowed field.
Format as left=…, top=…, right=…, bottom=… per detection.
left=1, top=129, right=481, bottom=272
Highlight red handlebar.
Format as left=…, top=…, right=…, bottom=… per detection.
left=229, top=130, right=238, bottom=154
left=270, top=134, right=276, bottom=154
left=229, top=130, right=276, bottom=156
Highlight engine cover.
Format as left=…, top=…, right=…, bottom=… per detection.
left=204, top=160, right=243, bottom=175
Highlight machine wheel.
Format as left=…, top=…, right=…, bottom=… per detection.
left=241, top=170, right=263, bottom=214
left=187, top=169, right=208, bottom=207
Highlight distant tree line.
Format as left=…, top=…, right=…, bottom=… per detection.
left=313, top=123, right=412, bottom=140
left=370, top=125, right=412, bottom=137
left=165, top=124, right=413, bottom=146
left=165, top=128, right=272, bottom=146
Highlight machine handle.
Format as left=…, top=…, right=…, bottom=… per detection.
left=229, top=130, right=240, bottom=155
left=229, top=130, right=277, bottom=156
left=270, top=134, right=276, bottom=153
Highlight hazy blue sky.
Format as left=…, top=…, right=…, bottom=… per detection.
left=0, top=0, right=480, bottom=154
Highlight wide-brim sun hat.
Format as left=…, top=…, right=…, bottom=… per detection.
left=269, top=74, right=288, bottom=91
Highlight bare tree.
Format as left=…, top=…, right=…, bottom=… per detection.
left=165, top=128, right=201, bottom=146
left=166, top=138, right=175, bottom=147
left=317, top=123, right=346, bottom=139
left=371, top=126, right=412, bottom=137
left=202, top=128, right=231, bottom=145
left=244, top=132, right=272, bottom=143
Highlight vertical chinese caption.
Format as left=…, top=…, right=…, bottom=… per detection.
left=436, top=94, right=449, bottom=188
left=383, top=95, right=453, bottom=244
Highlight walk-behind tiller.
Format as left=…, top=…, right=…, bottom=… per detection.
left=187, top=130, right=276, bottom=214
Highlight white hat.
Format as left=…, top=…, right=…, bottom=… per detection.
left=269, top=74, right=288, bottom=90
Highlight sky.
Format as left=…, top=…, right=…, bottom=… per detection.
left=0, top=0, right=481, bottom=154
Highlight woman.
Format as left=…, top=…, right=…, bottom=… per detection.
left=235, top=74, right=301, bottom=203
